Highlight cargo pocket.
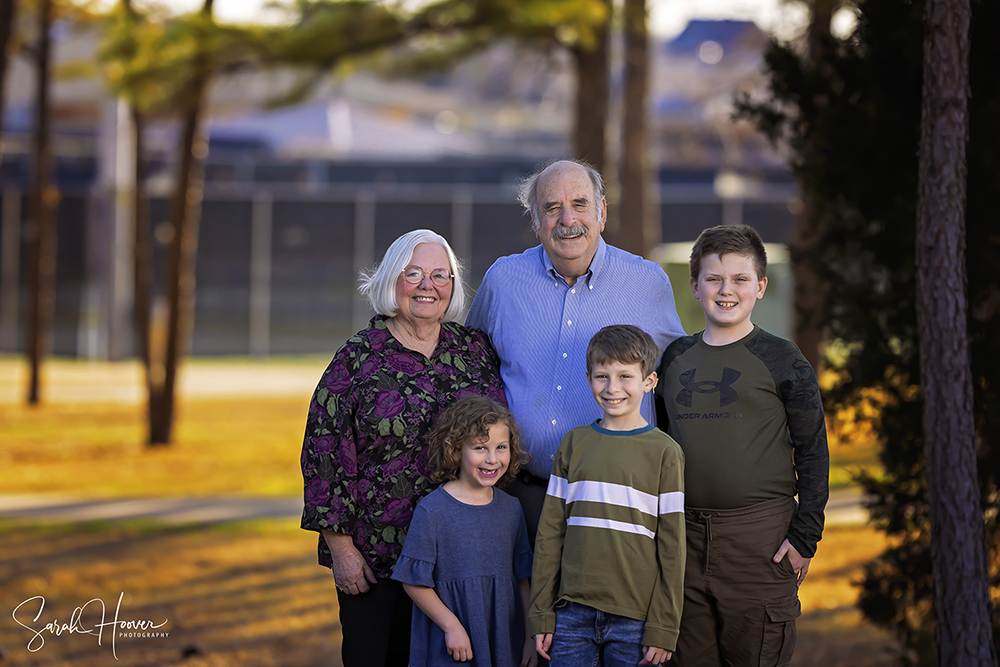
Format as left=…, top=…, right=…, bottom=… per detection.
left=759, top=595, right=800, bottom=666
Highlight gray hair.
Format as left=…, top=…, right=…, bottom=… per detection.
left=358, top=229, right=467, bottom=321
left=517, top=159, right=606, bottom=231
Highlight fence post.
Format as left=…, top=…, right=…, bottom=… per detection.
left=249, top=192, right=273, bottom=358
left=451, top=186, right=473, bottom=265
left=352, top=188, right=376, bottom=333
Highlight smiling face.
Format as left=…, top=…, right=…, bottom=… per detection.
left=533, top=162, right=606, bottom=283
left=587, top=360, right=657, bottom=431
left=394, top=243, right=453, bottom=327
left=456, top=423, right=512, bottom=494
left=690, top=252, right=767, bottom=345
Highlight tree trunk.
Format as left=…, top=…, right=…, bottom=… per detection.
left=148, top=0, right=214, bottom=445
left=0, top=0, right=18, bottom=137
left=915, top=0, right=996, bottom=663
left=793, top=0, right=838, bottom=372
left=570, top=0, right=610, bottom=175
left=121, top=0, right=152, bottom=380
left=25, top=0, right=55, bottom=406
left=619, top=0, right=656, bottom=258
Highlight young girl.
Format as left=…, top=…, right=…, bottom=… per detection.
left=392, top=395, right=537, bottom=667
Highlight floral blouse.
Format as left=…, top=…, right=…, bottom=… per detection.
left=300, top=315, right=508, bottom=579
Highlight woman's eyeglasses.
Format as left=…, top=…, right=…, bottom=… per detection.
left=401, top=266, right=453, bottom=287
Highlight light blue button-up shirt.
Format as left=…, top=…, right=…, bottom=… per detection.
left=466, top=237, right=686, bottom=479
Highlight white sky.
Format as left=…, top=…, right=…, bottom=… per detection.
left=154, top=0, right=810, bottom=41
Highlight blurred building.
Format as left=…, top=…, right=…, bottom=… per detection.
left=0, top=18, right=798, bottom=358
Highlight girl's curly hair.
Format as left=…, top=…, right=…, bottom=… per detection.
left=427, top=395, right=528, bottom=487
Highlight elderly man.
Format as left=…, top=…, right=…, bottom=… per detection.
left=466, top=159, right=686, bottom=540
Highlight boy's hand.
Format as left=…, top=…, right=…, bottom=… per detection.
left=534, top=633, right=553, bottom=661
left=639, top=646, right=671, bottom=665
left=773, top=538, right=811, bottom=586
left=445, top=625, right=473, bottom=662
left=520, top=637, right=538, bottom=667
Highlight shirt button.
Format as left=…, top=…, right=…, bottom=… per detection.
left=571, top=289, right=576, bottom=294
left=550, top=455, right=555, bottom=460
left=562, top=353, right=567, bottom=358
left=567, top=320, right=572, bottom=325
left=589, top=285, right=593, bottom=290
left=557, top=385, right=562, bottom=390
left=551, top=419, right=557, bottom=425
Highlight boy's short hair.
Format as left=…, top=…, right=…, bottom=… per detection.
left=586, top=324, right=659, bottom=378
left=689, top=224, right=767, bottom=282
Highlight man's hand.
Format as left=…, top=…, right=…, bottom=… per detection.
left=639, top=645, right=671, bottom=665
left=535, top=633, right=553, bottom=661
left=773, top=538, right=811, bottom=586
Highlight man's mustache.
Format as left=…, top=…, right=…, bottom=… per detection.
left=551, top=226, right=588, bottom=239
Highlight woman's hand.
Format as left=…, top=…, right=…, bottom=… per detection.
left=323, top=530, right=377, bottom=594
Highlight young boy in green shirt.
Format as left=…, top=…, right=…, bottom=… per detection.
left=655, top=224, right=829, bottom=666
left=530, top=324, right=686, bottom=666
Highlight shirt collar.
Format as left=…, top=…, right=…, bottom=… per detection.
left=541, top=236, right=608, bottom=287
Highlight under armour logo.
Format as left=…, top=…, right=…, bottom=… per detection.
left=676, top=368, right=741, bottom=408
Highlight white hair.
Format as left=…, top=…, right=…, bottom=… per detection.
left=358, top=229, right=467, bottom=322
left=517, top=159, right=606, bottom=231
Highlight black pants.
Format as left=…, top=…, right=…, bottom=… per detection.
left=337, top=578, right=412, bottom=667
left=506, top=471, right=551, bottom=667
left=506, top=472, right=550, bottom=547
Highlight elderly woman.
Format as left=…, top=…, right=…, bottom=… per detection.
left=300, top=229, right=507, bottom=667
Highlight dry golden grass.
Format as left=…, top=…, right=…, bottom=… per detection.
left=0, top=396, right=308, bottom=498
left=795, top=525, right=902, bottom=665
left=0, top=355, right=319, bottom=498
left=0, top=519, right=900, bottom=667
left=0, top=520, right=343, bottom=667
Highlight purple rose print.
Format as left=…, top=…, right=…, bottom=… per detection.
left=328, top=494, right=348, bottom=517
left=373, top=390, right=405, bottom=419
left=313, top=435, right=336, bottom=454
left=325, top=361, right=353, bottom=394
left=414, top=375, right=435, bottom=394
left=340, top=438, right=357, bottom=476
left=305, top=477, right=330, bottom=508
left=454, top=387, right=478, bottom=400
left=383, top=454, right=410, bottom=478
left=368, top=327, right=389, bottom=353
left=385, top=351, right=424, bottom=376
left=309, top=399, right=327, bottom=421
left=485, top=386, right=507, bottom=405
left=359, top=354, right=381, bottom=379
left=381, top=497, right=412, bottom=527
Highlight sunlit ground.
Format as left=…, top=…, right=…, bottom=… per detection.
left=0, top=357, right=901, bottom=665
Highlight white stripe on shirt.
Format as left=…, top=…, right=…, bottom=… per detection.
left=565, top=480, right=658, bottom=516
left=547, top=475, right=569, bottom=499
left=659, top=491, right=685, bottom=514
left=567, top=516, right=656, bottom=540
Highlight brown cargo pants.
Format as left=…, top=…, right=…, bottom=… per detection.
left=673, top=496, right=801, bottom=667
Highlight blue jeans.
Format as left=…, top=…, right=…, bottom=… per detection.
left=551, top=601, right=651, bottom=667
